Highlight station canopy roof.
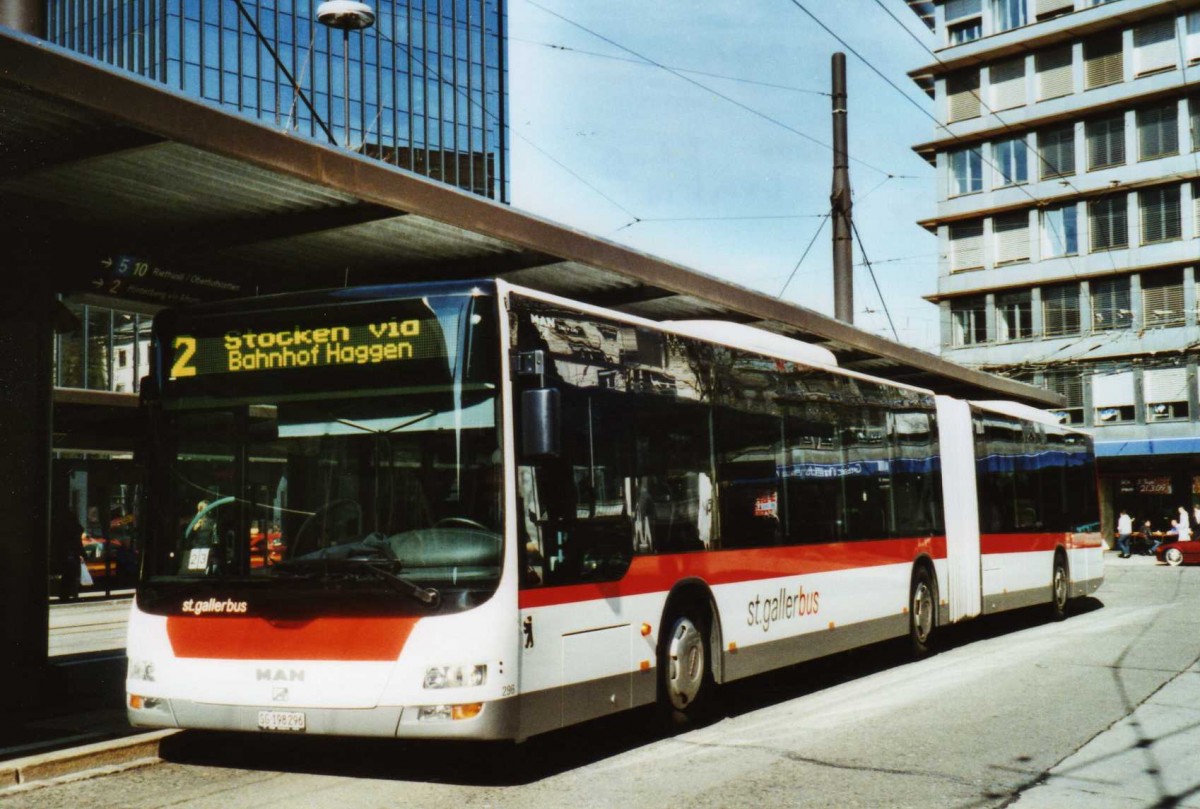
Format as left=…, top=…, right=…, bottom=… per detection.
left=0, top=29, right=1060, bottom=408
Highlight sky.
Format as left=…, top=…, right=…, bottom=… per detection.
left=506, top=0, right=944, bottom=351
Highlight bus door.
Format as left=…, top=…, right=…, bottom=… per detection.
left=934, top=396, right=982, bottom=621
left=516, top=388, right=636, bottom=732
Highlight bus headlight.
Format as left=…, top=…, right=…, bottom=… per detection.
left=423, top=664, right=487, bottom=689
left=129, top=659, right=156, bottom=682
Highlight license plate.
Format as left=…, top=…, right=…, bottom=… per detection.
left=257, top=710, right=306, bottom=732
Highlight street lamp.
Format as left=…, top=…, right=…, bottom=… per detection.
left=316, top=0, right=375, bottom=149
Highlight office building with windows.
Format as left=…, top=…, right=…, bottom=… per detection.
left=907, top=0, right=1200, bottom=530
left=48, top=0, right=509, bottom=201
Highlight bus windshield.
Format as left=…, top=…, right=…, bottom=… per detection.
left=139, top=290, right=502, bottom=616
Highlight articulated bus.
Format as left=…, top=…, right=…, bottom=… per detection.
left=127, top=279, right=1102, bottom=741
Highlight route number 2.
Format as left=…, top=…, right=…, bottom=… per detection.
left=171, top=336, right=197, bottom=378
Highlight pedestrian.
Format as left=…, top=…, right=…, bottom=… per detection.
left=51, top=498, right=85, bottom=601
left=1116, top=509, right=1133, bottom=558
left=1179, top=507, right=1193, bottom=541
left=1145, top=519, right=1164, bottom=553
left=1192, top=504, right=1200, bottom=532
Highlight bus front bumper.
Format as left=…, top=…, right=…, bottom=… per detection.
left=127, top=695, right=521, bottom=740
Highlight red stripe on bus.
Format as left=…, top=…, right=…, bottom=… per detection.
left=166, top=616, right=419, bottom=661
left=519, top=536, right=947, bottom=609
left=979, top=533, right=1067, bottom=555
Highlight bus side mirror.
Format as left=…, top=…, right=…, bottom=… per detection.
left=521, top=388, right=560, bottom=459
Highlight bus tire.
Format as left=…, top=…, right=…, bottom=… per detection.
left=1050, top=553, right=1069, bottom=621
left=658, top=604, right=714, bottom=726
left=909, top=566, right=936, bottom=658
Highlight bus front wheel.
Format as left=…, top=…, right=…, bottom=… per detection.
left=659, top=606, right=714, bottom=725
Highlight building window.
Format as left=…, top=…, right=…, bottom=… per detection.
left=1086, top=114, right=1126, bottom=170
left=1195, top=181, right=1200, bottom=237
left=1140, top=185, right=1182, bottom=244
left=992, top=0, right=1027, bottom=32
left=950, top=148, right=984, bottom=196
left=1091, top=277, right=1132, bottom=331
left=1188, top=12, right=1200, bottom=65
left=996, top=291, right=1033, bottom=341
left=54, top=303, right=150, bottom=394
left=1144, top=367, right=1189, bottom=421
left=1084, top=31, right=1124, bottom=89
left=994, top=211, right=1030, bottom=264
left=1042, top=283, right=1081, bottom=336
left=1035, top=0, right=1074, bottom=20
left=1133, top=18, right=1178, bottom=76
left=1038, top=125, right=1075, bottom=178
left=1137, top=103, right=1179, bottom=160
left=949, top=18, right=984, bottom=44
left=1142, top=269, right=1185, bottom=328
left=1089, top=196, right=1129, bottom=251
left=1044, top=369, right=1084, bottom=425
left=946, top=0, right=983, bottom=44
left=1042, top=203, right=1078, bottom=257
left=990, top=58, right=1026, bottom=111
left=1036, top=46, right=1073, bottom=100
left=993, top=137, right=1028, bottom=186
left=947, top=71, right=982, bottom=122
left=1092, top=370, right=1135, bottom=423
left=949, top=221, right=985, bottom=271
left=1190, top=98, right=1200, bottom=151
left=951, top=297, right=988, bottom=346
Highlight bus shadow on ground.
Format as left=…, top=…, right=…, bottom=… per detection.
left=157, top=597, right=1105, bottom=787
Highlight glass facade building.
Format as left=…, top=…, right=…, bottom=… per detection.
left=47, top=0, right=509, bottom=201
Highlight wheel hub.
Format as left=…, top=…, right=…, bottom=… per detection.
left=665, top=617, right=705, bottom=710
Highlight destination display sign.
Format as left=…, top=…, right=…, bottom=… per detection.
left=157, top=298, right=456, bottom=394
left=169, top=317, right=440, bottom=379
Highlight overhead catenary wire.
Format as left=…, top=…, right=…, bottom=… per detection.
left=510, top=36, right=833, bottom=96
left=850, top=217, right=900, bottom=341
left=777, top=210, right=832, bottom=299
left=523, top=0, right=917, bottom=179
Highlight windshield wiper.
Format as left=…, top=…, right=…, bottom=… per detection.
left=273, top=540, right=440, bottom=607
left=355, top=560, right=440, bottom=607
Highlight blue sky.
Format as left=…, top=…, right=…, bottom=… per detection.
left=507, top=0, right=944, bottom=350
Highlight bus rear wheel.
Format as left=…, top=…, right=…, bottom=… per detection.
left=909, top=567, right=936, bottom=658
left=659, top=606, right=714, bottom=725
left=1050, top=554, right=1069, bottom=621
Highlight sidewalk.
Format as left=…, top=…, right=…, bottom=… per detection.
left=0, top=653, right=173, bottom=793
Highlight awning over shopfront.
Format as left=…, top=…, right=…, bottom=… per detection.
left=1096, top=438, right=1200, bottom=458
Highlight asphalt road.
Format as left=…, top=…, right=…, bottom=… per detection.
left=9, top=555, right=1200, bottom=809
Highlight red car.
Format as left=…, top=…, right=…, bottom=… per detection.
left=1156, top=540, right=1200, bottom=566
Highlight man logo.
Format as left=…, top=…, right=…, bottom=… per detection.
left=273, top=687, right=289, bottom=702
left=257, top=668, right=304, bottom=682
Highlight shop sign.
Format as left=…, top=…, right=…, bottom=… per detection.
left=1119, top=477, right=1173, bottom=495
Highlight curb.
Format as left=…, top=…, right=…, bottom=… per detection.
left=0, top=730, right=178, bottom=792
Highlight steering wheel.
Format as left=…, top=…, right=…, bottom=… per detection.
left=295, top=499, right=362, bottom=553
left=434, top=516, right=489, bottom=530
